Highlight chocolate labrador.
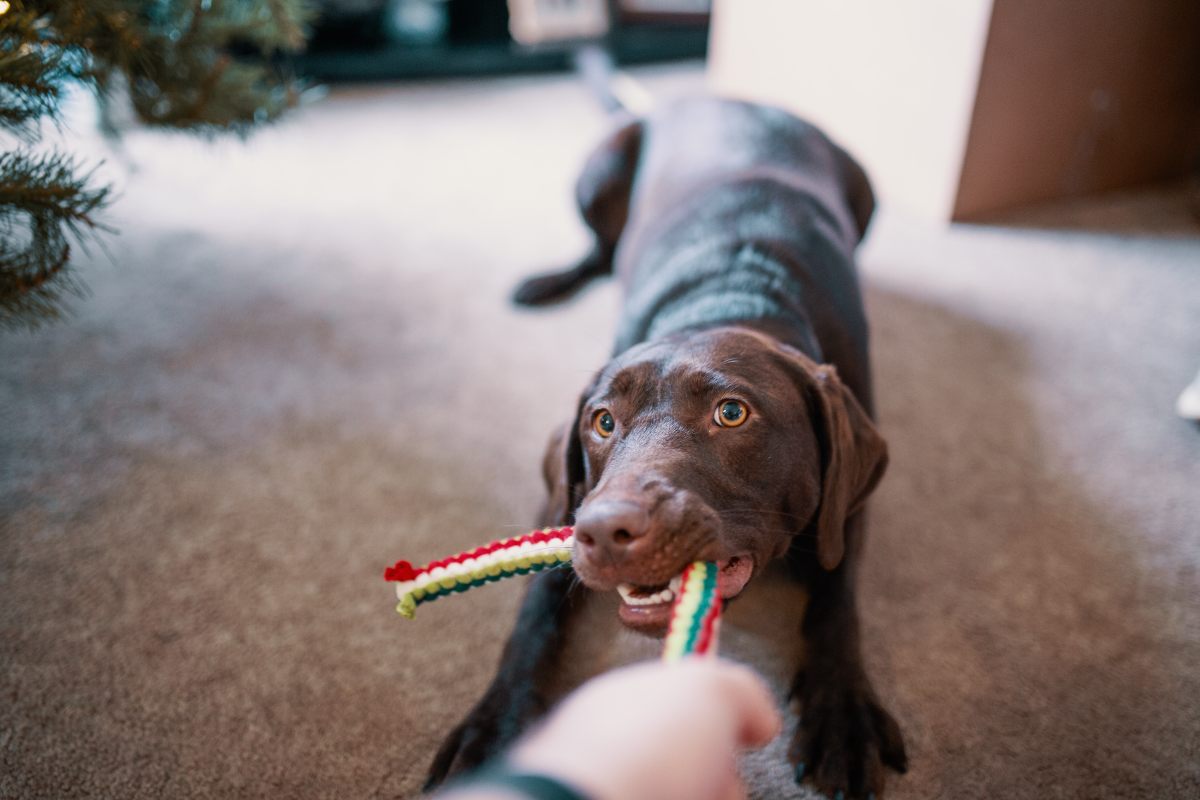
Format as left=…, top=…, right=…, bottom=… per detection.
left=427, top=97, right=907, bottom=799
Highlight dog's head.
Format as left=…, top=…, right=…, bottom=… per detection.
left=541, top=326, right=888, bottom=634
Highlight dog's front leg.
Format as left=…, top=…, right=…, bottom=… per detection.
left=789, top=515, right=908, bottom=799
left=424, top=567, right=580, bottom=790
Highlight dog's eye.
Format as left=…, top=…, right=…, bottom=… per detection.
left=593, top=409, right=616, bottom=438
left=714, top=399, right=749, bottom=428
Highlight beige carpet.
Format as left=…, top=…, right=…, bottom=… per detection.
left=2, top=65, right=1199, bottom=799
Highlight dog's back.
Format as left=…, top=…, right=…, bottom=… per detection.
left=623, top=97, right=872, bottom=243
left=613, top=97, right=877, bottom=405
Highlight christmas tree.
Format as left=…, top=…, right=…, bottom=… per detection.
left=0, top=0, right=311, bottom=330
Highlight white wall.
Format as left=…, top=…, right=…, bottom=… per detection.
left=708, top=0, right=995, bottom=220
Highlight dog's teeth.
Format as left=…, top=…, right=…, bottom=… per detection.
left=632, top=589, right=672, bottom=606
left=617, top=582, right=676, bottom=607
left=669, top=575, right=683, bottom=594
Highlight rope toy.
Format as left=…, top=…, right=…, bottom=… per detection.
left=384, top=526, right=721, bottom=660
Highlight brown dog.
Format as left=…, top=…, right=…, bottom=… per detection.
left=427, top=97, right=907, bottom=799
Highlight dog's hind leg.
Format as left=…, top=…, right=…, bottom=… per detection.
left=511, top=242, right=613, bottom=306
left=512, top=119, right=643, bottom=306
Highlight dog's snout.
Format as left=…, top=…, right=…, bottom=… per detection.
left=574, top=499, right=650, bottom=561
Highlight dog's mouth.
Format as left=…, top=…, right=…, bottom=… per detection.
left=615, top=554, right=754, bottom=633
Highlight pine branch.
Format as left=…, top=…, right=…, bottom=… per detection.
left=0, top=7, right=84, bottom=138
left=0, top=150, right=111, bottom=330
left=45, top=0, right=312, bottom=132
left=0, top=0, right=312, bottom=330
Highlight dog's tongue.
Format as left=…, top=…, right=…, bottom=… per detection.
left=716, top=556, right=753, bottom=600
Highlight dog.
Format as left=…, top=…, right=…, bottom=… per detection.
left=427, top=97, right=907, bottom=799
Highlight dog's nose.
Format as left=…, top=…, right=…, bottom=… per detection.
left=573, top=499, right=650, bottom=562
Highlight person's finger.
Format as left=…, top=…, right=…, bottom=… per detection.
left=716, top=766, right=748, bottom=800
left=711, top=662, right=782, bottom=748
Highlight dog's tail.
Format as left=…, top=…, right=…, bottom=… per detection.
left=572, top=45, right=654, bottom=117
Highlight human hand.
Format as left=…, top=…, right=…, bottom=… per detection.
left=506, top=658, right=781, bottom=800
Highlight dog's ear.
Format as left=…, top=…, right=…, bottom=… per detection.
left=832, top=144, right=876, bottom=243
left=786, top=353, right=888, bottom=570
left=538, top=389, right=592, bottom=527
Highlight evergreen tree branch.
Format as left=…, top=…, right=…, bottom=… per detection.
left=0, top=7, right=85, bottom=138
left=0, top=0, right=312, bottom=330
left=44, top=0, right=312, bottom=132
left=0, top=149, right=110, bottom=330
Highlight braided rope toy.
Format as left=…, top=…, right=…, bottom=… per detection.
left=384, top=526, right=721, bottom=660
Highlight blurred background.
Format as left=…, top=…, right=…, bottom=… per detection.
left=301, top=0, right=709, bottom=79
left=2, top=1, right=1199, bottom=799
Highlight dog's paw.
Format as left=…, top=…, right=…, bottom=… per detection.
left=788, top=686, right=907, bottom=799
left=423, top=705, right=509, bottom=791
left=512, top=271, right=575, bottom=306
left=423, top=718, right=469, bottom=791
left=512, top=249, right=609, bottom=307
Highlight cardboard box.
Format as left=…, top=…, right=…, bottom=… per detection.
left=708, top=0, right=1200, bottom=221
